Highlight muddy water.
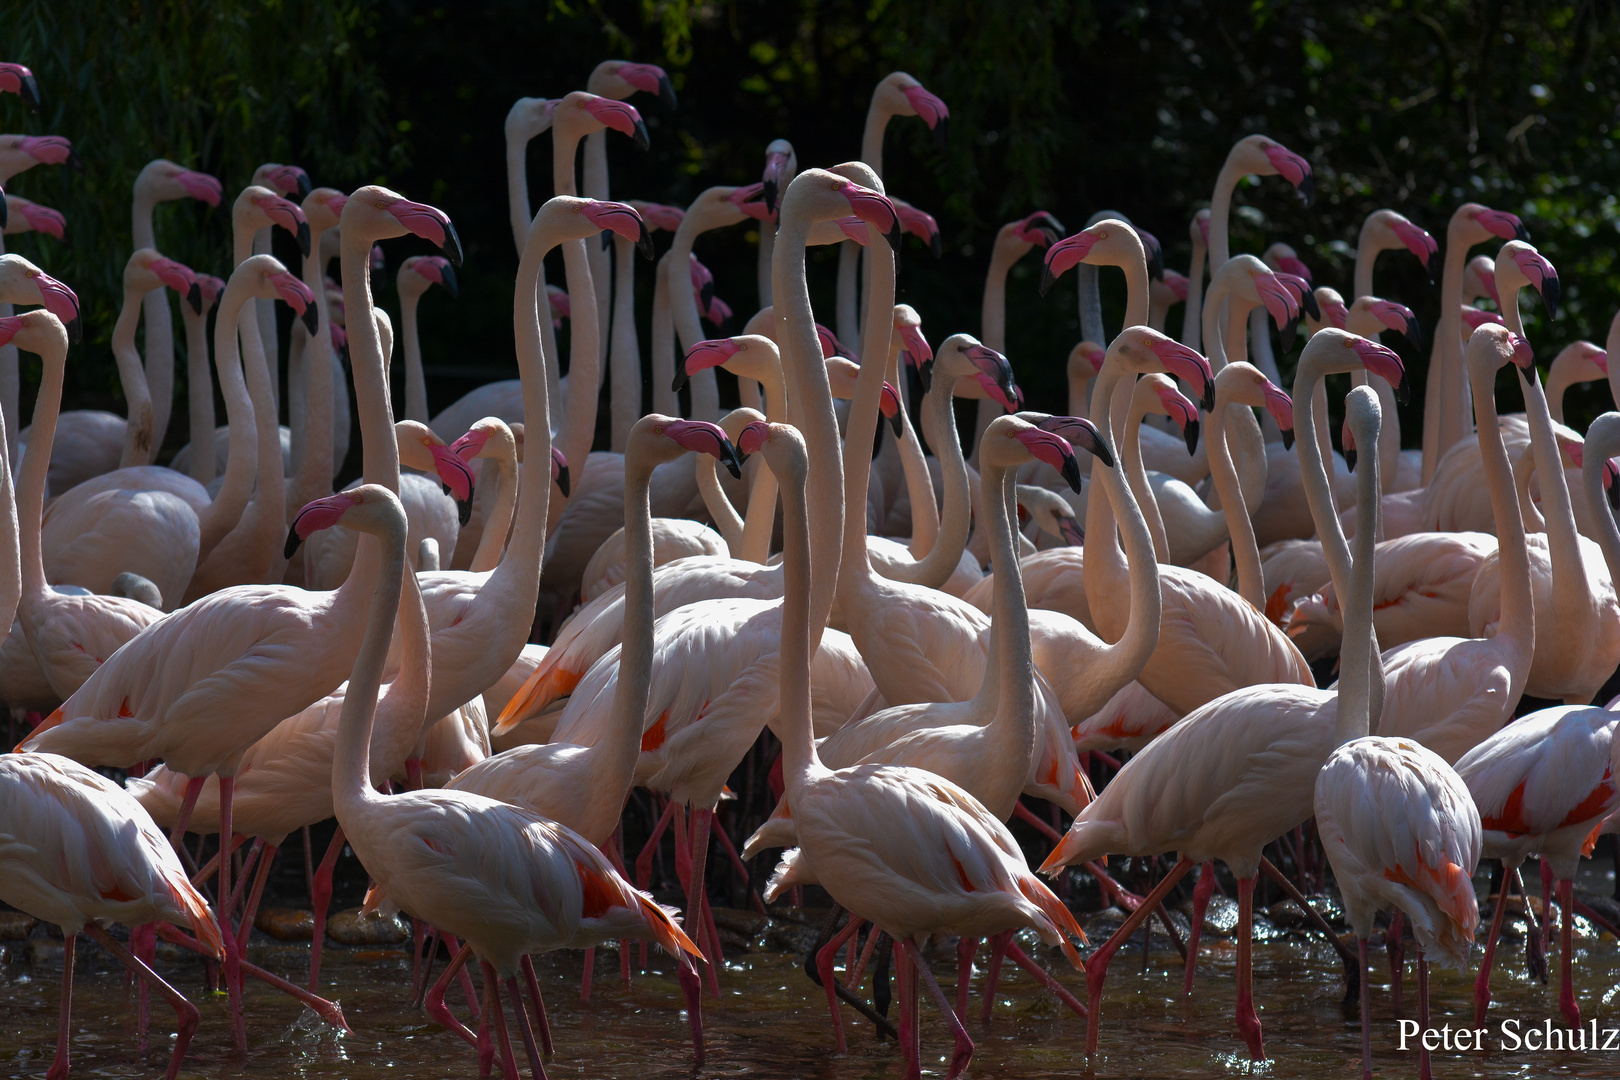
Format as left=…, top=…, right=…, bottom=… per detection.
left=5, top=877, right=1620, bottom=1080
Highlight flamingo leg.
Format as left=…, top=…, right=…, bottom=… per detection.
left=677, top=954, right=706, bottom=1063
left=1357, top=937, right=1372, bottom=1080
left=151, top=923, right=349, bottom=1031
left=236, top=841, right=278, bottom=989
left=954, top=936, right=979, bottom=1019
left=504, top=975, right=547, bottom=1080
left=415, top=927, right=440, bottom=1009
left=604, top=827, right=632, bottom=985
left=168, top=775, right=205, bottom=850
left=1084, top=858, right=1193, bottom=1057
left=903, top=939, right=974, bottom=1080
left=1558, top=877, right=1581, bottom=1028
left=637, top=796, right=676, bottom=970
left=1234, top=875, right=1265, bottom=1061
left=411, top=919, right=432, bottom=999
left=130, top=922, right=157, bottom=1048
left=186, top=832, right=249, bottom=889
left=222, top=837, right=263, bottom=920
left=816, top=913, right=866, bottom=1052
left=443, top=933, right=483, bottom=1019
left=1474, top=864, right=1513, bottom=1026
left=1002, top=940, right=1086, bottom=1018
left=904, top=940, right=921, bottom=1079
left=426, top=942, right=478, bottom=1047
left=980, top=931, right=1010, bottom=1021
left=1260, top=855, right=1358, bottom=1001
left=894, top=942, right=916, bottom=1080
left=1417, top=949, right=1431, bottom=1080
left=1184, top=861, right=1216, bottom=994
left=404, top=756, right=424, bottom=790
left=480, top=961, right=520, bottom=1080
left=84, top=924, right=201, bottom=1080
left=216, top=777, right=247, bottom=1056
left=1386, top=909, right=1405, bottom=1014
left=708, top=813, right=766, bottom=915
left=45, top=931, right=73, bottom=1080
left=475, top=970, right=495, bottom=1080
left=1535, top=859, right=1555, bottom=985
left=851, top=920, right=882, bottom=990
left=308, top=825, right=346, bottom=991
left=520, top=956, right=553, bottom=1057
left=685, top=807, right=719, bottom=997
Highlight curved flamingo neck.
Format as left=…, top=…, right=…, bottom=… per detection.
left=195, top=281, right=260, bottom=560
left=600, top=438, right=661, bottom=818
left=133, top=187, right=176, bottom=458
left=981, top=235, right=1024, bottom=354
left=17, top=331, right=63, bottom=603
left=468, top=445, right=518, bottom=573
left=332, top=512, right=410, bottom=819
left=1292, top=353, right=1356, bottom=600
left=1181, top=233, right=1208, bottom=352
left=1087, top=406, right=1164, bottom=683
left=667, top=196, right=746, bottom=423
left=695, top=452, right=746, bottom=553
left=1428, top=216, right=1483, bottom=482
left=1337, top=403, right=1381, bottom=742
left=1207, top=383, right=1265, bottom=608
left=1208, top=159, right=1245, bottom=269
left=179, top=298, right=216, bottom=484
left=895, top=363, right=972, bottom=589
left=111, top=280, right=156, bottom=468
left=773, top=437, right=825, bottom=797
left=609, top=233, right=641, bottom=451
left=1123, top=389, right=1172, bottom=562
left=1472, top=353, right=1535, bottom=658
left=837, top=230, right=898, bottom=597
left=650, top=250, right=678, bottom=417
left=400, top=285, right=429, bottom=424
left=291, top=222, right=336, bottom=512
left=973, top=450, right=1035, bottom=783
left=1516, top=361, right=1590, bottom=620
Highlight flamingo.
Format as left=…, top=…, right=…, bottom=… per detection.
left=0, top=61, right=41, bottom=110
left=173, top=273, right=226, bottom=487
left=1546, top=339, right=1609, bottom=425
left=246, top=163, right=313, bottom=403
left=294, top=482, right=704, bottom=1076
left=283, top=187, right=351, bottom=520
left=1040, top=372, right=1393, bottom=1063
left=2, top=193, right=64, bottom=242
left=755, top=417, right=1082, bottom=1080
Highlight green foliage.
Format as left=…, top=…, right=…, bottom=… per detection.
left=4, top=0, right=398, bottom=408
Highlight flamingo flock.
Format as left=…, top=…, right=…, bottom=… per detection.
left=2, top=52, right=1619, bottom=1080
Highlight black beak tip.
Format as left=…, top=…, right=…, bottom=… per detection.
left=1038, top=265, right=1056, bottom=297
left=1301, top=291, right=1321, bottom=320
left=296, top=220, right=312, bottom=257
left=187, top=283, right=203, bottom=315
left=555, top=465, right=571, bottom=498
left=700, top=281, right=715, bottom=311
left=887, top=412, right=904, bottom=439
left=296, top=174, right=313, bottom=200
left=1404, top=316, right=1423, bottom=349
left=1201, top=383, right=1216, bottom=412
left=300, top=305, right=318, bottom=334
left=457, top=499, right=473, bottom=527
left=636, top=222, right=655, bottom=261
left=722, top=446, right=744, bottom=479
left=1543, top=278, right=1560, bottom=321
left=671, top=368, right=689, bottom=393
left=1297, top=174, right=1314, bottom=206
left=633, top=120, right=651, bottom=152
left=1514, top=221, right=1532, bottom=242
left=1184, top=419, right=1200, bottom=457
left=884, top=224, right=902, bottom=252
left=65, top=314, right=82, bottom=345
left=917, top=360, right=933, bottom=395
left=658, top=76, right=678, bottom=111
left=21, top=75, right=41, bottom=113
left=0, top=198, right=8, bottom=230
left=762, top=179, right=779, bottom=216
left=442, top=221, right=464, bottom=267
left=1280, top=317, right=1299, bottom=353
left=1281, top=428, right=1296, bottom=451
left=928, top=232, right=943, bottom=260
left=1608, top=479, right=1620, bottom=512
left=441, top=266, right=459, bottom=299
left=284, top=528, right=302, bottom=559
left=1396, top=375, right=1411, bottom=407
left=1062, top=455, right=1084, bottom=492
left=1426, top=251, right=1442, bottom=284
left=1344, top=448, right=1357, bottom=473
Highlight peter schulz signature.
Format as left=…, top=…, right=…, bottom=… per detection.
left=1398, top=1019, right=1620, bottom=1053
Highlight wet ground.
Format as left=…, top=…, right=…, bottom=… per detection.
left=5, top=860, right=1620, bottom=1080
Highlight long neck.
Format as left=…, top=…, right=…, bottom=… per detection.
left=292, top=224, right=336, bottom=511
left=609, top=233, right=641, bottom=452
left=649, top=251, right=677, bottom=416
left=774, top=213, right=845, bottom=647
left=1336, top=418, right=1380, bottom=745
left=507, top=133, right=533, bottom=255
left=776, top=444, right=824, bottom=797
left=1516, top=363, right=1590, bottom=617
left=1208, top=161, right=1243, bottom=268
left=112, top=284, right=155, bottom=468
left=468, top=451, right=518, bottom=573
left=1472, top=360, right=1535, bottom=654
left=1545, top=362, right=1575, bottom=425
left=1124, top=396, right=1171, bottom=562
left=1068, top=369, right=1095, bottom=423
left=1426, top=221, right=1473, bottom=483
left=400, top=288, right=429, bottom=424
left=604, top=447, right=659, bottom=793
left=757, top=220, right=775, bottom=308
left=1352, top=235, right=1390, bottom=300
left=836, top=232, right=897, bottom=595
left=548, top=232, right=602, bottom=535
left=17, top=335, right=63, bottom=603
left=734, top=359, right=787, bottom=562
left=1293, top=356, right=1353, bottom=600
left=1208, top=391, right=1264, bottom=608
left=1181, top=236, right=1207, bottom=350
left=195, top=286, right=260, bottom=559
left=975, top=458, right=1034, bottom=763
left=133, top=187, right=174, bottom=466
left=891, top=369, right=970, bottom=589
left=695, top=453, right=746, bottom=552
left=668, top=227, right=721, bottom=422
left=1088, top=431, right=1165, bottom=686
left=893, top=372, right=939, bottom=556
left=339, top=227, right=402, bottom=604
left=981, top=239, right=1018, bottom=353
left=1083, top=360, right=1133, bottom=627
left=333, top=516, right=409, bottom=820
left=236, top=290, right=289, bottom=578
left=1223, top=295, right=1258, bottom=373
left=488, top=224, right=559, bottom=600
left=180, top=300, right=215, bottom=484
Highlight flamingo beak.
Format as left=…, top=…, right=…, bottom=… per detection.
left=389, top=198, right=463, bottom=266
left=1039, top=233, right=1095, bottom=296
left=1183, top=417, right=1200, bottom=457
left=34, top=273, right=81, bottom=344
left=552, top=448, right=571, bottom=498
left=1058, top=516, right=1085, bottom=546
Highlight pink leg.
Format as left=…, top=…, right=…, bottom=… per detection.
left=677, top=954, right=706, bottom=1063
left=604, top=829, right=632, bottom=986
left=476, top=973, right=495, bottom=1080
left=308, top=825, right=346, bottom=991
left=1417, top=949, right=1431, bottom=1080
left=903, top=940, right=974, bottom=1080
left=222, top=837, right=263, bottom=924
left=1386, top=909, right=1405, bottom=1014
left=216, top=777, right=247, bottom=1056
left=236, top=842, right=278, bottom=991
left=85, top=924, right=201, bottom=1080
left=520, top=955, right=553, bottom=1057
left=637, top=797, right=676, bottom=970
left=504, top=975, right=547, bottom=1080
left=443, top=933, right=483, bottom=1019
left=1358, top=938, right=1372, bottom=1080
left=1234, top=875, right=1264, bottom=1061
left=1003, top=940, right=1086, bottom=1018
left=850, top=922, right=882, bottom=990
left=45, top=931, right=73, bottom=1080
left=426, top=942, right=478, bottom=1047
left=480, top=961, right=520, bottom=1080
left=816, top=914, right=866, bottom=1052
left=130, top=922, right=157, bottom=1048
left=412, top=920, right=432, bottom=999
left=186, top=832, right=249, bottom=889
left=1474, top=864, right=1514, bottom=1026
left=1541, top=860, right=1556, bottom=975
left=1184, top=861, right=1216, bottom=995
left=954, top=936, right=979, bottom=1019
left=685, top=808, right=719, bottom=997
left=709, top=815, right=767, bottom=915
left=1084, top=859, right=1193, bottom=1057
left=904, top=941, right=921, bottom=1079
left=168, top=776, right=205, bottom=849
left=980, top=931, right=1009, bottom=1022
left=699, top=889, right=724, bottom=997
left=151, top=922, right=350, bottom=1032
left=1558, top=877, right=1581, bottom=1028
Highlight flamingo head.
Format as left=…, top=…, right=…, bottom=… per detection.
left=12, top=135, right=83, bottom=172
left=374, top=193, right=462, bottom=266
left=761, top=143, right=794, bottom=215
left=737, top=419, right=771, bottom=459
left=1013, top=210, right=1063, bottom=248
left=1136, top=330, right=1216, bottom=412
left=1152, top=379, right=1202, bottom=456
left=1472, top=205, right=1530, bottom=242
left=900, top=83, right=950, bottom=149
left=22, top=266, right=80, bottom=343
left=1506, top=331, right=1536, bottom=371
left=1506, top=242, right=1560, bottom=320
left=1262, top=379, right=1296, bottom=450
left=286, top=490, right=365, bottom=556
left=1348, top=334, right=1411, bottom=398
left=657, top=417, right=743, bottom=478
left=879, top=381, right=905, bottom=438
left=1259, top=137, right=1312, bottom=204
left=896, top=202, right=942, bottom=258
left=1317, top=292, right=1350, bottom=330
left=196, top=274, right=226, bottom=312
left=678, top=337, right=743, bottom=391
left=0, top=63, right=41, bottom=112
left=1039, top=227, right=1102, bottom=295
left=582, top=95, right=650, bottom=151
left=1460, top=306, right=1505, bottom=333
left=581, top=199, right=653, bottom=259
left=260, top=163, right=312, bottom=200
left=614, top=61, right=677, bottom=110
left=834, top=180, right=901, bottom=251
left=147, top=254, right=204, bottom=315
left=1367, top=299, right=1422, bottom=348
left=251, top=190, right=311, bottom=257
left=407, top=255, right=458, bottom=298
left=1389, top=214, right=1441, bottom=282
left=728, top=181, right=775, bottom=223
left=635, top=201, right=685, bottom=233
left=268, top=269, right=318, bottom=334
left=1030, top=416, right=1113, bottom=480
left=13, top=198, right=65, bottom=240
left=171, top=166, right=224, bottom=206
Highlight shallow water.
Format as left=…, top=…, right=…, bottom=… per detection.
left=6, top=880, right=1620, bottom=1080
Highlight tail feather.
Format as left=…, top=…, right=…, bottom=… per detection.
left=638, top=892, right=704, bottom=961
left=167, top=870, right=224, bottom=960
left=14, top=707, right=64, bottom=751
left=1037, top=818, right=1121, bottom=876
left=1018, top=873, right=1087, bottom=970
left=494, top=665, right=582, bottom=734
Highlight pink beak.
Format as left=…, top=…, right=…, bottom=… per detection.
left=1262, top=381, right=1295, bottom=444
left=815, top=324, right=850, bottom=359
left=19, top=135, right=79, bottom=170
left=265, top=164, right=311, bottom=199
left=430, top=444, right=476, bottom=502
left=18, top=200, right=65, bottom=239
left=1255, top=271, right=1298, bottom=328
left=175, top=169, right=223, bottom=206
left=836, top=181, right=901, bottom=250
left=1320, top=297, right=1349, bottom=329
left=1163, top=269, right=1190, bottom=302
left=1262, top=141, right=1313, bottom=201
left=271, top=271, right=318, bottom=333
left=616, top=62, right=676, bottom=109
left=1476, top=208, right=1530, bottom=242
left=1461, top=306, right=1505, bottom=332
left=582, top=200, right=653, bottom=258
left=195, top=275, right=223, bottom=309
left=738, top=420, right=771, bottom=457
left=32, top=271, right=81, bottom=342
left=1275, top=255, right=1312, bottom=283
left=685, top=337, right=742, bottom=375
left=900, top=84, right=950, bottom=141
left=897, top=323, right=932, bottom=364
left=1014, top=427, right=1085, bottom=491
left=451, top=429, right=490, bottom=461
left=386, top=197, right=462, bottom=265
left=1507, top=332, right=1535, bottom=370
left=664, top=419, right=743, bottom=477
left=1149, top=335, right=1217, bottom=411
left=1040, top=231, right=1098, bottom=293
left=582, top=96, right=651, bottom=150
left=1351, top=336, right=1410, bottom=392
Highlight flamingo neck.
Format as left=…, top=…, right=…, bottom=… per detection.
left=111, top=281, right=156, bottom=468
left=332, top=513, right=409, bottom=820
left=469, top=448, right=520, bottom=573
left=195, top=283, right=261, bottom=562
left=1427, top=217, right=1475, bottom=483
left=16, top=334, right=63, bottom=603
left=1181, top=236, right=1207, bottom=352
left=650, top=250, right=678, bottom=417
left=1207, top=388, right=1264, bottom=609
left=609, top=234, right=641, bottom=452
left=1471, top=355, right=1535, bottom=657
left=774, top=441, right=825, bottom=798
left=292, top=223, right=336, bottom=512
left=180, top=298, right=216, bottom=484
left=837, top=228, right=898, bottom=597
left=400, top=288, right=429, bottom=425
left=1123, top=393, right=1171, bottom=562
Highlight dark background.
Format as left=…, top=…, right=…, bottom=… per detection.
left=7, top=0, right=1620, bottom=466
